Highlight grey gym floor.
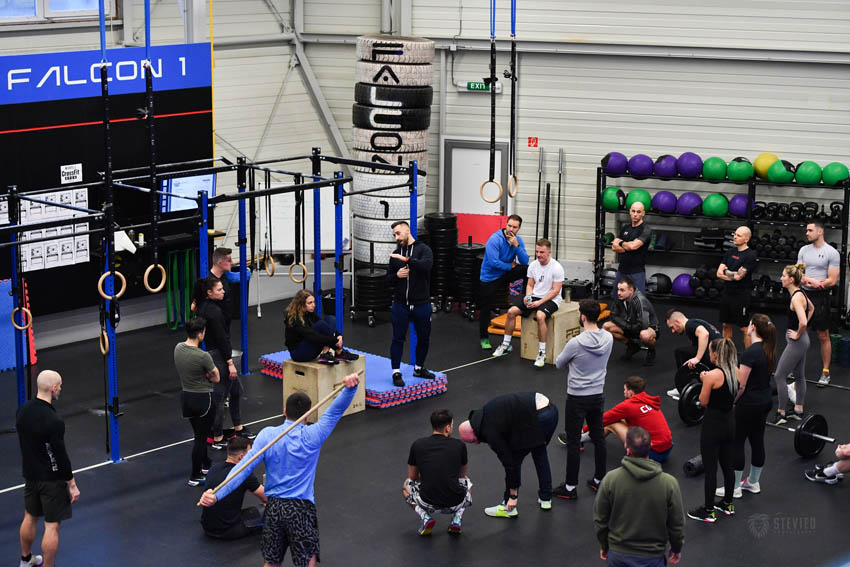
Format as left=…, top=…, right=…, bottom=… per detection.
left=1, top=299, right=848, bottom=566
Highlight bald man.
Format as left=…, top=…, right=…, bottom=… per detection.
left=716, top=226, right=758, bottom=347
left=611, top=201, right=651, bottom=297
left=17, top=371, right=80, bottom=567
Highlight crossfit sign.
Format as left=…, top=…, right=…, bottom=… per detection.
left=60, top=163, right=82, bottom=185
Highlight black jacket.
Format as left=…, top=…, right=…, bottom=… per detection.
left=285, top=312, right=337, bottom=352
left=468, top=392, right=545, bottom=490
left=610, top=290, right=658, bottom=334
left=196, top=299, right=232, bottom=361
left=16, top=398, right=73, bottom=482
left=387, top=240, right=433, bottom=305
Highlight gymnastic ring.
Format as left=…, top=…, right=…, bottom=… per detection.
left=10, top=307, right=32, bottom=331
left=99, top=330, right=109, bottom=356
left=97, top=270, right=127, bottom=300
left=143, top=263, right=166, bottom=293
left=507, top=174, right=519, bottom=198
left=480, top=179, right=503, bottom=204
left=288, top=262, right=308, bottom=284
left=265, top=255, right=276, bottom=277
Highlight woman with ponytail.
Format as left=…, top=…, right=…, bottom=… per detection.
left=688, top=337, right=739, bottom=523
left=717, top=313, right=775, bottom=499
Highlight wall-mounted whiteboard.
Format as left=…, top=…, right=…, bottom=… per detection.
left=260, top=181, right=351, bottom=253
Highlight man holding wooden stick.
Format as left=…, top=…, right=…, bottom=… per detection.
left=198, top=372, right=361, bottom=567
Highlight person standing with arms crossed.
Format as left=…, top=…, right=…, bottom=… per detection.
left=611, top=201, right=651, bottom=296
left=387, top=220, right=435, bottom=388
left=797, top=221, right=840, bottom=386
left=716, top=226, right=758, bottom=347
left=478, top=215, right=529, bottom=350
left=17, top=370, right=81, bottom=567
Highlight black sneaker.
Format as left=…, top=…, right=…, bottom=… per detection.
left=236, top=427, right=256, bottom=440
left=769, top=411, right=787, bottom=426
left=814, top=462, right=845, bottom=479
left=687, top=506, right=717, bottom=523
left=317, top=351, right=338, bottom=365
left=620, top=341, right=641, bottom=361
left=335, top=349, right=360, bottom=362
left=187, top=476, right=206, bottom=487
left=553, top=483, right=578, bottom=500
left=714, top=499, right=735, bottom=516
left=393, top=371, right=405, bottom=388
left=413, top=367, right=436, bottom=379
left=586, top=478, right=602, bottom=493
left=210, top=439, right=227, bottom=451
left=557, top=432, right=567, bottom=446
left=787, top=410, right=803, bottom=421
left=643, top=349, right=656, bottom=367
left=805, top=468, right=840, bottom=484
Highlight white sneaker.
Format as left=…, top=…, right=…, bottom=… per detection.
left=666, top=388, right=680, bottom=400
left=715, top=485, right=743, bottom=499
left=787, top=383, right=797, bottom=405
left=534, top=350, right=546, bottom=368
left=741, top=478, right=761, bottom=494
left=818, top=373, right=831, bottom=387
left=492, top=343, right=513, bottom=358
left=20, top=555, right=43, bottom=567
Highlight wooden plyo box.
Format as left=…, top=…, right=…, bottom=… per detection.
left=520, top=301, right=581, bottom=365
left=282, top=357, right=366, bottom=421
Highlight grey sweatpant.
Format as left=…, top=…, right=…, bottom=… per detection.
left=774, top=332, right=809, bottom=410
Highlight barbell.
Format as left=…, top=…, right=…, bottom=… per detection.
left=678, top=379, right=836, bottom=458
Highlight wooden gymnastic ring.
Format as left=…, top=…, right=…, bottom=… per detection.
left=143, top=263, right=166, bottom=293
left=288, top=262, right=308, bottom=284
left=265, top=255, right=276, bottom=277
left=97, top=270, right=127, bottom=300
left=480, top=179, right=503, bottom=203
left=10, top=307, right=32, bottom=331
left=99, top=330, right=109, bottom=356
left=507, top=174, right=519, bottom=198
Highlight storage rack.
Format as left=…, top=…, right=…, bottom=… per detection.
left=593, top=166, right=850, bottom=320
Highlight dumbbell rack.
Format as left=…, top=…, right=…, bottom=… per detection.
left=593, top=166, right=850, bottom=320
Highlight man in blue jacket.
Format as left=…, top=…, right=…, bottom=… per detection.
left=198, top=372, right=360, bottom=567
left=387, top=220, right=434, bottom=388
left=478, top=215, right=529, bottom=349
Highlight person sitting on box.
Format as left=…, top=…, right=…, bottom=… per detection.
left=284, top=290, right=359, bottom=365
left=492, top=238, right=564, bottom=368
left=602, top=276, right=659, bottom=367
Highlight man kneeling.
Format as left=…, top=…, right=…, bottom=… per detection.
left=201, top=437, right=266, bottom=539
left=492, top=238, right=564, bottom=368
left=602, top=276, right=658, bottom=366
left=403, top=409, right=472, bottom=535
left=575, top=377, right=673, bottom=463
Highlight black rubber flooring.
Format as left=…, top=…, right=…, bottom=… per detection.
left=1, top=298, right=849, bottom=566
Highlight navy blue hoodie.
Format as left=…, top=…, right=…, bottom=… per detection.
left=387, top=239, right=433, bottom=305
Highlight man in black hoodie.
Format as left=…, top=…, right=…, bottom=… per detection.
left=594, top=426, right=684, bottom=566
left=388, top=220, right=434, bottom=387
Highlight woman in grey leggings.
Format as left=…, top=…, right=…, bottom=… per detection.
left=772, top=263, right=814, bottom=425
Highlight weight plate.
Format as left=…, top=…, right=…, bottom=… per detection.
left=795, top=413, right=827, bottom=458
left=678, top=380, right=705, bottom=426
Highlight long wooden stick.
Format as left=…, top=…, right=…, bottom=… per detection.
left=204, top=369, right=362, bottom=500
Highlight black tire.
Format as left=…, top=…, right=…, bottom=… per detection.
left=356, top=35, right=435, bottom=64
left=352, top=104, right=431, bottom=131
left=356, top=61, right=433, bottom=87
left=354, top=83, right=434, bottom=108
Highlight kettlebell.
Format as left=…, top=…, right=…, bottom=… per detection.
left=830, top=202, right=844, bottom=225
left=765, top=202, right=780, bottom=220
left=788, top=202, right=803, bottom=222
left=752, top=201, right=767, bottom=220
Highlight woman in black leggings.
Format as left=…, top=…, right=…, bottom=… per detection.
left=688, top=337, right=738, bottom=523
left=717, top=313, right=775, bottom=499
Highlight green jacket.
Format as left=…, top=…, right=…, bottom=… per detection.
left=594, top=456, right=685, bottom=556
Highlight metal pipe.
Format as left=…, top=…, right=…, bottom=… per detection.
left=237, top=157, right=250, bottom=376
left=210, top=177, right=350, bottom=204
left=312, top=148, right=323, bottom=316
left=18, top=195, right=99, bottom=215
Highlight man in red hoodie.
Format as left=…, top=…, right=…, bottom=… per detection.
left=579, top=376, right=673, bottom=463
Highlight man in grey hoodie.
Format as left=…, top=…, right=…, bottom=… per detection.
left=553, top=299, right=613, bottom=499
left=594, top=426, right=684, bottom=566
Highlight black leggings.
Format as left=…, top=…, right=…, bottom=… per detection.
left=701, top=409, right=735, bottom=508
left=734, top=402, right=770, bottom=471
left=479, top=264, right=527, bottom=339
left=182, top=391, right=213, bottom=477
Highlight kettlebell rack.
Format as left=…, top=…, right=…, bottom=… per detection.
left=593, top=166, right=850, bottom=321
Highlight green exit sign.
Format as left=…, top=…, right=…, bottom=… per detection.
left=467, top=81, right=489, bottom=91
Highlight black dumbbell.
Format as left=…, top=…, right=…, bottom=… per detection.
left=690, top=276, right=701, bottom=289
left=761, top=244, right=773, bottom=257
left=713, top=278, right=725, bottom=291
left=694, top=286, right=707, bottom=298
left=695, top=265, right=709, bottom=280
left=707, top=287, right=720, bottom=299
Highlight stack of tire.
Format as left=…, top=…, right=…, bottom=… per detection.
left=351, top=35, right=434, bottom=268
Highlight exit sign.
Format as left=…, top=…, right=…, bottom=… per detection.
left=456, top=80, right=503, bottom=94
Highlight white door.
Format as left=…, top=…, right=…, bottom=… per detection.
left=445, top=140, right=508, bottom=215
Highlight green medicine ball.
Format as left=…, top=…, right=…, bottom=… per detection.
left=767, top=160, right=796, bottom=184
left=703, top=193, right=729, bottom=217
left=602, top=186, right=625, bottom=211
left=727, top=157, right=754, bottom=181
left=625, top=188, right=652, bottom=211
left=702, top=157, right=727, bottom=180
left=795, top=161, right=822, bottom=185
left=823, top=162, right=850, bottom=186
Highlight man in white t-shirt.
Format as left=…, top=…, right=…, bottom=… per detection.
left=493, top=238, right=565, bottom=368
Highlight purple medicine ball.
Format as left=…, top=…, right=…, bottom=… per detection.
left=651, top=191, right=678, bottom=213
left=676, top=192, right=703, bottom=215
left=677, top=152, right=704, bottom=178
left=602, top=152, right=628, bottom=175
left=672, top=273, right=694, bottom=296
left=654, top=155, right=678, bottom=178
left=728, top=194, right=752, bottom=218
left=628, top=154, right=654, bottom=178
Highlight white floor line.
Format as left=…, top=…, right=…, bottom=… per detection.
left=1, top=355, right=491, bottom=494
